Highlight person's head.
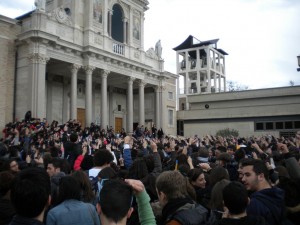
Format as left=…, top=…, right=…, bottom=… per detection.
left=10, top=167, right=50, bottom=219
left=69, top=132, right=78, bottom=143
left=0, top=171, right=14, bottom=198
left=188, top=168, right=206, bottom=189
left=57, top=176, right=81, bottom=204
left=223, top=181, right=249, bottom=215
left=98, top=167, right=118, bottom=183
left=9, top=159, right=20, bottom=173
left=156, top=171, right=189, bottom=207
left=71, top=170, right=95, bottom=203
left=93, top=149, right=114, bottom=167
left=216, top=152, right=231, bottom=166
left=209, top=179, right=230, bottom=210
left=128, top=158, right=148, bottom=180
left=209, top=166, right=229, bottom=188
left=46, top=158, right=63, bottom=177
left=241, top=159, right=270, bottom=191
left=226, top=145, right=236, bottom=155
left=97, top=179, right=133, bottom=224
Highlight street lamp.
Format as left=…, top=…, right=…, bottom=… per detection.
left=297, top=55, right=300, bottom=72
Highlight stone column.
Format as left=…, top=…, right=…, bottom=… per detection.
left=101, top=70, right=110, bottom=129
left=161, top=85, right=167, bottom=132
left=83, top=65, right=95, bottom=127
left=127, top=77, right=135, bottom=133
left=27, top=53, right=49, bottom=119
left=155, top=86, right=160, bottom=129
left=62, top=77, right=69, bottom=123
left=138, top=80, right=146, bottom=127
left=108, top=10, right=113, bottom=36
left=109, top=86, right=114, bottom=127
left=70, top=64, right=80, bottom=120
left=46, top=75, right=53, bottom=122
left=123, top=18, right=128, bottom=44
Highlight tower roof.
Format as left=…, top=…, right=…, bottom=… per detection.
left=173, top=35, right=228, bottom=55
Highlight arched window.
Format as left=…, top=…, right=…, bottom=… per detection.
left=111, top=4, right=124, bottom=43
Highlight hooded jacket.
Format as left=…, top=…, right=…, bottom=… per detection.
left=247, top=187, right=285, bottom=225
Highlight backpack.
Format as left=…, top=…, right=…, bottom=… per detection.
left=89, top=176, right=100, bottom=195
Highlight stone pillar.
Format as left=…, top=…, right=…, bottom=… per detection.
left=70, top=64, right=80, bottom=120
left=46, top=75, right=53, bottom=122
left=109, top=86, right=114, bottom=127
left=161, top=85, right=167, bottom=133
left=138, top=80, right=146, bottom=127
left=127, top=77, right=135, bottom=133
left=108, top=10, right=113, bottom=36
left=27, top=53, right=49, bottom=119
left=101, top=70, right=110, bottom=129
left=123, top=18, right=128, bottom=44
left=62, top=77, right=69, bottom=123
left=83, top=66, right=95, bottom=127
left=155, top=86, right=160, bottom=129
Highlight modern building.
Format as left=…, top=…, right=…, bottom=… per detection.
left=175, top=36, right=300, bottom=138
left=0, top=0, right=178, bottom=135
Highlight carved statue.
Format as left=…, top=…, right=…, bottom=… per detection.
left=34, top=0, right=46, bottom=12
left=155, top=40, right=162, bottom=59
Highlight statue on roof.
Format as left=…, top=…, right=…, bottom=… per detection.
left=155, top=40, right=162, bottom=59
left=34, top=0, right=46, bottom=12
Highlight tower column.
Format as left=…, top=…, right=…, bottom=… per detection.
left=127, top=77, right=135, bottom=133
left=27, top=53, right=49, bottom=119
left=70, top=64, right=80, bottom=120
left=101, top=70, right=110, bottom=129
left=155, top=86, right=160, bottom=129
left=138, top=80, right=146, bottom=126
left=84, top=66, right=95, bottom=126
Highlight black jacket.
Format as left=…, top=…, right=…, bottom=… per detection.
left=161, top=197, right=209, bottom=225
left=217, top=216, right=267, bottom=225
left=9, top=215, right=43, bottom=225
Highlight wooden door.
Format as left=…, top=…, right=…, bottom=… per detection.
left=115, top=117, right=122, bottom=133
left=77, top=108, right=85, bottom=128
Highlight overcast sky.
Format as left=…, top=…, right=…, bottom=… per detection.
left=1, top=0, right=300, bottom=89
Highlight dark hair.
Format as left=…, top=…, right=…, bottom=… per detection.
left=0, top=171, right=14, bottom=197
left=98, top=167, right=118, bottom=180
left=128, top=158, right=148, bottom=180
left=241, top=159, right=269, bottom=181
left=209, top=166, right=229, bottom=188
left=10, top=167, right=50, bottom=218
left=188, top=168, right=204, bottom=183
left=70, top=132, right=78, bottom=143
left=98, top=179, right=133, bottom=223
left=57, top=176, right=81, bottom=204
left=223, top=181, right=248, bottom=214
left=93, top=149, right=114, bottom=167
left=72, top=170, right=95, bottom=203
left=47, top=157, right=63, bottom=169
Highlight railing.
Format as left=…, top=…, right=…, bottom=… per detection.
left=112, top=42, right=125, bottom=55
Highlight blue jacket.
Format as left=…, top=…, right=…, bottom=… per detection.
left=46, top=199, right=100, bottom=225
left=247, top=187, right=285, bottom=225
left=123, top=144, right=132, bottom=169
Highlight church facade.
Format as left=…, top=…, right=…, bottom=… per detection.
left=0, top=0, right=178, bottom=134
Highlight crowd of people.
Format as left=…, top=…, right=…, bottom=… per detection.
left=0, top=115, right=300, bottom=225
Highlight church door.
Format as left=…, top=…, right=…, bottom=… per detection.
left=115, top=117, right=122, bottom=133
left=77, top=108, right=85, bottom=128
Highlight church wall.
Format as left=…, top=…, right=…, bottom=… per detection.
left=0, top=17, right=20, bottom=131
